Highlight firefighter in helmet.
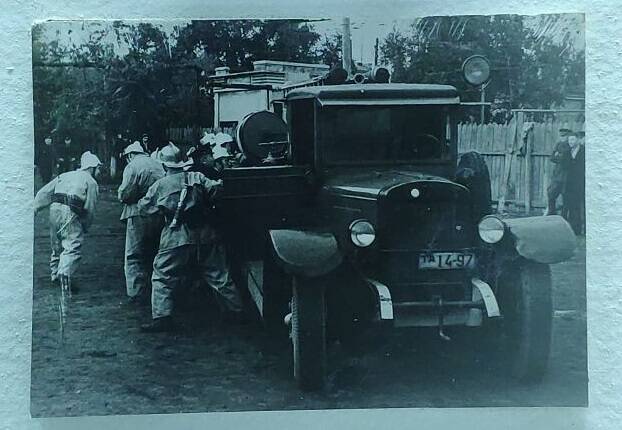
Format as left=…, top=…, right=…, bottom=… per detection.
left=137, top=143, right=244, bottom=332
left=34, top=151, right=103, bottom=293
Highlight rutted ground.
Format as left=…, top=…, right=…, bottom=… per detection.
left=30, top=187, right=587, bottom=417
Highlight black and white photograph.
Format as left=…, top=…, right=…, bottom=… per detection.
left=31, top=14, right=586, bottom=417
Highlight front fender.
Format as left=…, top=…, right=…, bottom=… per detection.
left=269, top=230, right=343, bottom=277
left=503, top=215, right=576, bottom=264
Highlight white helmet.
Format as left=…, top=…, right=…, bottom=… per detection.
left=79, top=151, right=103, bottom=170
left=214, top=132, right=234, bottom=147
left=200, top=132, right=216, bottom=147
left=123, top=141, right=146, bottom=156
left=212, top=144, right=231, bottom=161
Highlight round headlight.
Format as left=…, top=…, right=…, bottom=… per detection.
left=462, top=55, right=491, bottom=86
left=478, top=215, right=506, bottom=244
left=350, top=220, right=376, bottom=247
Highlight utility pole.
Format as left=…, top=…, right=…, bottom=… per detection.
left=342, top=17, right=352, bottom=76
left=374, top=38, right=379, bottom=66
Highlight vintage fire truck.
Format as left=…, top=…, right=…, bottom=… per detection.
left=217, top=62, right=577, bottom=391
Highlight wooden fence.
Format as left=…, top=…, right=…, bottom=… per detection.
left=458, top=113, right=584, bottom=213
left=169, top=114, right=584, bottom=214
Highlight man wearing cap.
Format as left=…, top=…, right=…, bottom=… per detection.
left=36, top=135, right=56, bottom=183
left=137, top=143, right=244, bottom=332
left=140, top=133, right=151, bottom=153
left=34, top=151, right=103, bottom=292
left=118, top=141, right=166, bottom=302
left=563, top=131, right=586, bottom=235
left=56, top=136, right=81, bottom=173
left=545, top=128, right=573, bottom=216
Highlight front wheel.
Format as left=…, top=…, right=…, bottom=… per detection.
left=495, top=260, right=553, bottom=382
left=291, top=276, right=326, bottom=391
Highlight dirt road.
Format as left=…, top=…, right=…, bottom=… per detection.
left=30, top=187, right=587, bottom=417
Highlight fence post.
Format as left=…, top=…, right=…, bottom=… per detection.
left=497, top=114, right=521, bottom=213
left=525, top=123, right=533, bottom=214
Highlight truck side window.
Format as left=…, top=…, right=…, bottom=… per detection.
left=288, top=100, right=315, bottom=165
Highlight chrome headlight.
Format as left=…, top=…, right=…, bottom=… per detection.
left=350, top=220, right=376, bottom=247
left=478, top=215, right=506, bottom=244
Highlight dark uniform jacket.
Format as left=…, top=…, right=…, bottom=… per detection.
left=549, top=140, right=571, bottom=186
left=36, top=143, right=56, bottom=180
left=566, top=145, right=585, bottom=197
left=56, top=143, right=82, bottom=173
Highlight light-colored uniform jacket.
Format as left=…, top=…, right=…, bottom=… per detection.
left=118, top=154, right=165, bottom=220
left=137, top=172, right=222, bottom=251
left=34, top=170, right=99, bottom=230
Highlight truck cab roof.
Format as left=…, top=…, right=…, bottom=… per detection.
left=285, top=83, right=460, bottom=106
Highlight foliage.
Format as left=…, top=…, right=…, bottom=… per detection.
left=316, top=32, right=343, bottom=68
left=32, top=19, right=326, bottom=161
left=172, top=20, right=321, bottom=72
left=380, top=14, right=585, bottom=120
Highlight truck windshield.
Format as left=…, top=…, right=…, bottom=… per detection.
left=321, top=105, right=449, bottom=164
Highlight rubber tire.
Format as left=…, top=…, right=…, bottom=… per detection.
left=497, top=260, right=553, bottom=382
left=456, top=151, right=492, bottom=219
left=291, top=276, right=326, bottom=391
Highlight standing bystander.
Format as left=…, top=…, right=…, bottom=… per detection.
left=36, top=135, right=56, bottom=183
left=56, top=136, right=81, bottom=173
left=563, top=131, right=585, bottom=235
left=545, top=128, right=573, bottom=216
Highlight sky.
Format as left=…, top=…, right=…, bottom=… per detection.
left=36, top=14, right=584, bottom=67
left=36, top=17, right=411, bottom=65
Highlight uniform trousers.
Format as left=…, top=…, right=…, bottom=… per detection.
left=49, top=203, right=84, bottom=281
left=151, top=241, right=242, bottom=319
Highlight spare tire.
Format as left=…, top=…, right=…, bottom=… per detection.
left=236, top=110, right=288, bottom=166
left=455, top=151, right=492, bottom=220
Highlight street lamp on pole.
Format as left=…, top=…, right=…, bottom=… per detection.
left=461, top=55, right=492, bottom=124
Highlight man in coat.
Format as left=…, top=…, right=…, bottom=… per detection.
left=34, top=151, right=103, bottom=292
left=563, top=131, right=586, bottom=235
left=545, top=128, right=573, bottom=216
left=118, top=141, right=166, bottom=302
left=56, top=136, right=82, bottom=173
left=36, top=136, right=57, bottom=183
left=137, top=143, right=244, bottom=332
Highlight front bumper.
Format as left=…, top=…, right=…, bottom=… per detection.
left=365, top=276, right=500, bottom=328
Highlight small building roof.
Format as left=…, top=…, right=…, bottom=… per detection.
left=285, top=83, right=460, bottom=106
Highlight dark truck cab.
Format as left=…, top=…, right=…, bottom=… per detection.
left=219, top=83, right=577, bottom=391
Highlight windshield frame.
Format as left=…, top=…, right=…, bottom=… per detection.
left=316, top=103, right=456, bottom=168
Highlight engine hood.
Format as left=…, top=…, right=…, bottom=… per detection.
left=323, top=169, right=465, bottom=199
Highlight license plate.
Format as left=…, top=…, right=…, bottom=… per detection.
left=418, top=252, right=475, bottom=270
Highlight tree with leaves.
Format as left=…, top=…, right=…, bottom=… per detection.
left=380, top=14, right=584, bottom=121
left=33, top=19, right=328, bottom=156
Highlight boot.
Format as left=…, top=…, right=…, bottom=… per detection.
left=127, top=290, right=150, bottom=307
left=140, top=316, right=176, bottom=333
